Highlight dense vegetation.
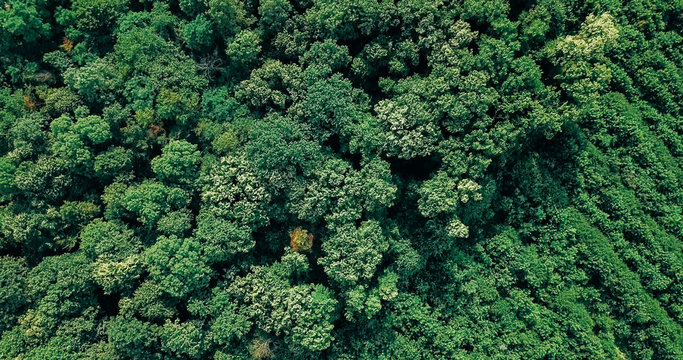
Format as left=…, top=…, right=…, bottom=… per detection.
left=0, top=0, right=681, bottom=358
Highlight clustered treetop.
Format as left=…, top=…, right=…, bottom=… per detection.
left=0, top=0, right=681, bottom=359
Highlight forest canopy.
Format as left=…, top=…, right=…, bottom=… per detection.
left=0, top=0, right=682, bottom=359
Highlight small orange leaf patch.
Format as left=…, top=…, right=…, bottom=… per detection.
left=290, top=227, right=313, bottom=253
left=23, top=95, right=37, bottom=112
left=61, top=37, right=74, bottom=52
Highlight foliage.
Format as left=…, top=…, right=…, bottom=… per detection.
left=0, top=1, right=681, bottom=359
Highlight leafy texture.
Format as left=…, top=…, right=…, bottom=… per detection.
left=0, top=1, right=682, bottom=359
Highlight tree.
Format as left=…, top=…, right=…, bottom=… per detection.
left=113, top=26, right=207, bottom=129
left=0, top=0, right=51, bottom=49
left=194, top=209, right=253, bottom=263
left=374, top=94, right=441, bottom=159
left=63, top=57, right=120, bottom=105
left=305, top=0, right=395, bottom=41
left=227, top=250, right=339, bottom=353
left=200, top=154, right=271, bottom=230
left=143, top=235, right=212, bottom=298
left=300, top=40, right=351, bottom=74
left=258, top=0, right=293, bottom=37
left=74, top=114, right=112, bottom=145
left=123, top=181, right=191, bottom=230
left=207, top=289, right=252, bottom=346
left=236, top=60, right=303, bottom=113
left=300, top=72, right=369, bottom=142
left=160, top=320, right=208, bottom=359
left=243, top=114, right=321, bottom=193
left=56, top=0, right=129, bottom=36
left=80, top=218, right=140, bottom=259
left=183, top=14, right=214, bottom=51
left=0, top=156, right=17, bottom=197
left=151, top=139, right=201, bottom=186
left=22, top=253, right=97, bottom=345
left=93, top=146, right=133, bottom=182
left=206, top=0, right=251, bottom=38
left=106, top=315, right=161, bottom=359
left=225, top=30, right=262, bottom=79
left=289, top=156, right=396, bottom=228
left=42, top=87, right=81, bottom=115
left=0, top=256, right=27, bottom=334
left=319, top=220, right=388, bottom=288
